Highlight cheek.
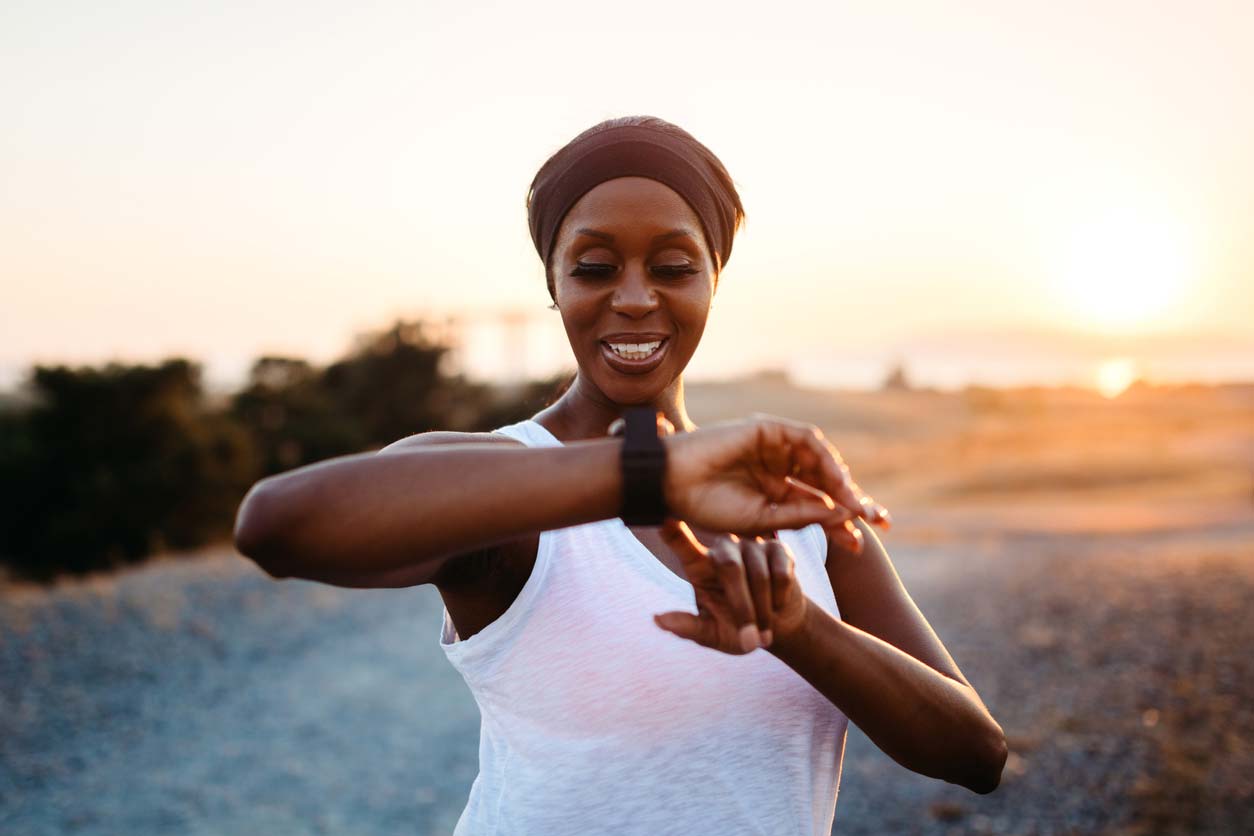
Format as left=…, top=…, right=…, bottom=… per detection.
left=554, top=294, right=605, bottom=347
left=676, top=286, right=714, bottom=326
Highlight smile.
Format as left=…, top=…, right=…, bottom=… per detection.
left=607, top=339, right=663, bottom=360
left=600, top=338, right=670, bottom=374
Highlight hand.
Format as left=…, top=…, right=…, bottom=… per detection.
left=617, top=412, right=890, bottom=553
left=652, top=519, right=809, bottom=653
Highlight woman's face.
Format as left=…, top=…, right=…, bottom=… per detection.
left=550, top=176, right=716, bottom=406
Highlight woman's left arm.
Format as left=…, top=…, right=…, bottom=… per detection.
left=769, top=517, right=1007, bottom=794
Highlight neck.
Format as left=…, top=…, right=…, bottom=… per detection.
left=534, top=373, right=697, bottom=443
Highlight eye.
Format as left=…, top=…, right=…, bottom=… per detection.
left=652, top=264, right=698, bottom=278
left=571, top=261, right=616, bottom=277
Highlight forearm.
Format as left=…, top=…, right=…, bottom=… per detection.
left=235, top=439, right=622, bottom=577
left=769, top=597, right=1007, bottom=793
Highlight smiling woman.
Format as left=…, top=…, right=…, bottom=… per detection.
left=233, top=114, right=1005, bottom=836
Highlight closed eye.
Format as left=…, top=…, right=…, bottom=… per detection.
left=571, top=262, right=697, bottom=278
left=653, top=265, right=698, bottom=278
left=571, top=262, right=614, bottom=277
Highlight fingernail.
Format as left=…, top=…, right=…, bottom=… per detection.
left=761, top=629, right=773, bottom=647
left=739, top=624, right=761, bottom=652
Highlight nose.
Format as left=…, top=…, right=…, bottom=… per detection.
left=609, top=263, right=659, bottom=317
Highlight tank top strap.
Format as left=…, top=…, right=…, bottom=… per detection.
left=491, top=418, right=563, bottom=448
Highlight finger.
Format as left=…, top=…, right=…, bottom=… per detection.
left=607, top=417, right=624, bottom=436
left=710, top=537, right=761, bottom=652
left=843, top=478, right=890, bottom=529
left=753, top=416, right=870, bottom=521
left=764, top=539, right=796, bottom=613
left=827, top=518, right=864, bottom=555
left=842, top=478, right=889, bottom=529
left=787, top=421, right=886, bottom=524
left=848, top=519, right=865, bottom=553
left=782, top=474, right=843, bottom=514
left=660, top=518, right=710, bottom=568
left=813, top=438, right=874, bottom=522
left=861, top=496, right=892, bottom=529
left=757, top=431, right=794, bottom=479
left=742, top=537, right=773, bottom=644
left=654, top=610, right=714, bottom=646
left=757, top=492, right=852, bottom=534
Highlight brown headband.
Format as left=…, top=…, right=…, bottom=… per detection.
left=527, top=124, right=739, bottom=300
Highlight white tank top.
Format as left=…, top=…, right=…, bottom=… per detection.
left=439, top=418, right=850, bottom=835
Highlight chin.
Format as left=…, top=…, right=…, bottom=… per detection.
left=600, top=378, right=669, bottom=406
left=586, top=367, right=677, bottom=406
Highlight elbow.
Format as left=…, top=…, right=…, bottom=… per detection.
left=959, top=722, right=1008, bottom=795
left=233, top=479, right=291, bottom=579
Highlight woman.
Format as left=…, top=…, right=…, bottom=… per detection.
left=233, top=115, right=1007, bottom=834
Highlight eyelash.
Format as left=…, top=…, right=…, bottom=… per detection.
left=571, top=262, right=697, bottom=278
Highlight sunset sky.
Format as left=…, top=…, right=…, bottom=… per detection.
left=3, top=1, right=1251, bottom=393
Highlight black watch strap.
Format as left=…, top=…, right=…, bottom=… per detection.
left=619, top=406, right=669, bottom=526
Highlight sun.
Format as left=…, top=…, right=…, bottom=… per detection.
left=1053, top=206, right=1195, bottom=333
left=1095, top=357, right=1138, bottom=399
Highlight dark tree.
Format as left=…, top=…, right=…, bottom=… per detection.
left=0, top=360, right=256, bottom=581
left=230, top=356, right=365, bottom=476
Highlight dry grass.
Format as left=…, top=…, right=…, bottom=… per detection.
left=688, top=378, right=1254, bottom=539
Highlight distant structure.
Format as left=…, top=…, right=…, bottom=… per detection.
left=428, top=307, right=552, bottom=383
left=880, top=360, right=913, bottom=392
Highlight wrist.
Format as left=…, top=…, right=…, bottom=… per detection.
left=768, top=595, right=819, bottom=661
left=552, top=438, right=631, bottom=526
left=618, top=407, right=669, bottom=525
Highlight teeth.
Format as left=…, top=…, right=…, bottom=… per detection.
left=607, top=340, right=663, bottom=360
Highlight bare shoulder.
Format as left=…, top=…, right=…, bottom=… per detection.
left=377, top=429, right=525, bottom=455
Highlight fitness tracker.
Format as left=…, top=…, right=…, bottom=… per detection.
left=618, top=406, right=669, bottom=526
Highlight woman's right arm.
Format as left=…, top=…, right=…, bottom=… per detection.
left=232, top=431, right=625, bottom=583
left=233, top=414, right=885, bottom=584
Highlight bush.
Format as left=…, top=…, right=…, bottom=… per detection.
left=0, top=317, right=569, bottom=582
left=0, top=359, right=257, bottom=582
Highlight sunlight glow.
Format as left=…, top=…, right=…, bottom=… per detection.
left=1054, top=206, right=1196, bottom=333
left=1095, top=357, right=1138, bottom=399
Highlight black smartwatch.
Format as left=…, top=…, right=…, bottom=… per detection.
left=618, top=406, right=669, bottom=526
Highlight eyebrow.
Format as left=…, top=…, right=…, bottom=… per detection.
left=575, top=228, right=696, bottom=244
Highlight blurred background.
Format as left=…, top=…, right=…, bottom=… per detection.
left=1, top=1, right=1250, bottom=834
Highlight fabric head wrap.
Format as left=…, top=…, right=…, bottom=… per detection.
left=527, top=123, right=739, bottom=300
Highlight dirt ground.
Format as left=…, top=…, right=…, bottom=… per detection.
left=3, top=379, right=1251, bottom=834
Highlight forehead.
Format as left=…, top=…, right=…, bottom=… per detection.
left=558, top=176, right=703, bottom=240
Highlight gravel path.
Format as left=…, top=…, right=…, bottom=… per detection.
left=2, top=524, right=1251, bottom=835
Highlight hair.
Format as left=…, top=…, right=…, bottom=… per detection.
left=525, top=115, right=747, bottom=297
